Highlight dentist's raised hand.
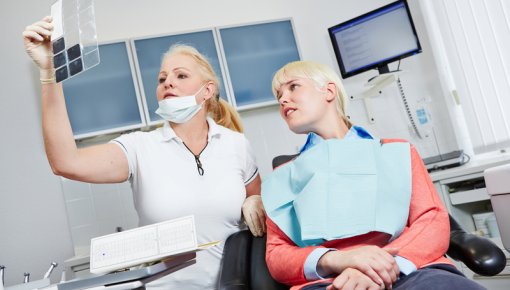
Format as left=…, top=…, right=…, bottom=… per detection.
left=22, top=16, right=55, bottom=83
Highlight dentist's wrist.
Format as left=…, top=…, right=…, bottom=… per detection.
left=40, top=68, right=56, bottom=84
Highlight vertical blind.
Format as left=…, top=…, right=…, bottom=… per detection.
left=431, top=0, right=510, bottom=153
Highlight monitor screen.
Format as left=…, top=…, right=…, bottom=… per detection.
left=328, top=0, right=422, bottom=79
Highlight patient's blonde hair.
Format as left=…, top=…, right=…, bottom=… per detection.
left=272, top=60, right=352, bottom=127
left=163, top=44, right=244, bottom=132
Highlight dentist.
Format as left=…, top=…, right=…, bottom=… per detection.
left=23, top=16, right=265, bottom=289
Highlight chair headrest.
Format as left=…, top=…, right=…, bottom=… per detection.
left=272, top=154, right=299, bottom=169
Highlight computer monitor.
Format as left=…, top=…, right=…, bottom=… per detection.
left=328, top=0, right=422, bottom=79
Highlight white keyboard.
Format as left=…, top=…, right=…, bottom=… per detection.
left=90, top=215, right=197, bottom=274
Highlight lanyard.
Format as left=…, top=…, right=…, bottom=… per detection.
left=182, top=141, right=208, bottom=176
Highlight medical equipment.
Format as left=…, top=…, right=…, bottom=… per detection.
left=0, top=266, right=52, bottom=290
left=1, top=265, right=4, bottom=290
left=396, top=77, right=424, bottom=138
left=56, top=254, right=196, bottom=290
left=422, top=149, right=468, bottom=172
left=51, top=0, right=99, bottom=83
left=485, top=163, right=510, bottom=252
left=43, top=262, right=58, bottom=279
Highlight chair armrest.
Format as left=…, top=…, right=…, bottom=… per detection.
left=447, top=216, right=506, bottom=276
left=219, top=230, right=253, bottom=290
left=250, top=236, right=288, bottom=290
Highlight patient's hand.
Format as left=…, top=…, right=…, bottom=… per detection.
left=326, top=268, right=385, bottom=290
left=318, top=246, right=399, bottom=289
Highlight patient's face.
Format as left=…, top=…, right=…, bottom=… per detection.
left=276, top=76, right=330, bottom=134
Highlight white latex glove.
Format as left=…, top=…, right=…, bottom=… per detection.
left=22, top=16, right=55, bottom=83
left=242, top=195, right=266, bottom=237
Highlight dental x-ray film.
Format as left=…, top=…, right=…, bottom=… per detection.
left=51, top=0, right=99, bottom=83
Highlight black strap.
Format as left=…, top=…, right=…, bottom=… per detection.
left=182, top=141, right=208, bottom=176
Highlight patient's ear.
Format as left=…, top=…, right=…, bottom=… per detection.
left=325, top=82, right=337, bottom=102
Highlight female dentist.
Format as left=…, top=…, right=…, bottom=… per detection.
left=22, top=16, right=265, bottom=289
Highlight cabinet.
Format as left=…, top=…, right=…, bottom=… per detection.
left=218, top=20, right=301, bottom=109
left=430, top=150, right=510, bottom=289
left=63, top=19, right=300, bottom=138
left=63, top=41, right=146, bottom=139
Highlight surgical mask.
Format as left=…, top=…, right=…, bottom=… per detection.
left=155, top=84, right=206, bottom=123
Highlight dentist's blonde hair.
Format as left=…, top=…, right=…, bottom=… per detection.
left=163, top=44, right=244, bottom=132
left=272, top=60, right=352, bottom=128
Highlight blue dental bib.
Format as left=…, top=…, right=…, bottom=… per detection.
left=262, top=139, right=412, bottom=247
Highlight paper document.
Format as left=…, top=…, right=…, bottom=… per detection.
left=90, top=215, right=199, bottom=274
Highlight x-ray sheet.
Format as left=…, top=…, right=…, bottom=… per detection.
left=51, top=0, right=99, bottom=83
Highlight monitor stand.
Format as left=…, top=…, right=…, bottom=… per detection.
left=351, top=70, right=401, bottom=124
left=377, top=64, right=390, bottom=75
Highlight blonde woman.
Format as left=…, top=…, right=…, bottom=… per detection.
left=23, top=16, right=265, bottom=289
left=262, top=61, right=485, bottom=290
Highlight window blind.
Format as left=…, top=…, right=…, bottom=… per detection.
left=430, top=0, right=510, bottom=153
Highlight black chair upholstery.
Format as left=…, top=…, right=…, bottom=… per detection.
left=219, top=231, right=287, bottom=290
left=448, top=216, right=506, bottom=276
left=218, top=154, right=507, bottom=290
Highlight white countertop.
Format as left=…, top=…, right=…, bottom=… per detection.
left=429, top=149, right=510, bottom=182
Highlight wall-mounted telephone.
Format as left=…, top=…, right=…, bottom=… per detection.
left=396, top=77, right=433, bottom=140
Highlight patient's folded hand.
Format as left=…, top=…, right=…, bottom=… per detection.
left=327, top=268, right=385, bottom=290
left=319, top=246, right=399, bottom=289
left=242, top=195, right=266, bottom=237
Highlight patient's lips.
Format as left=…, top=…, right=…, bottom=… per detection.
left=283, top=107, right=296, bottom=117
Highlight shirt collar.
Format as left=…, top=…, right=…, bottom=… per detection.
left=299, top=125, right=374, bottom=153
left=160, top=117, right=221, bottom=142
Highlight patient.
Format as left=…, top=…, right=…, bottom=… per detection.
left=261, top=60, right=485, bottom=290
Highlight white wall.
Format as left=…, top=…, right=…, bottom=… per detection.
left=0, top=0, right=75, bottom=286
left=0, top=0, right=458, bottom=286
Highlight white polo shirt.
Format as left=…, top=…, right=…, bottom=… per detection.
left=112, top=117, right=258, bottom=289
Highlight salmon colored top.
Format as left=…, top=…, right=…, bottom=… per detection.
left=265, top=140, right=453, bottom=290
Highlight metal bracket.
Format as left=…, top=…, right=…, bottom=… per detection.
left=350, top=73, right=398, bottom=124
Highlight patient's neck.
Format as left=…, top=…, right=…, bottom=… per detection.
left=315, top=118, right=350, bottom=140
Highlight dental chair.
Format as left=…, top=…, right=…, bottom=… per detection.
left=218, top=154, right=507, bottom=290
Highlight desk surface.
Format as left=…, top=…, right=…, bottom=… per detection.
left=429, top=149, right=510, bottom=182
